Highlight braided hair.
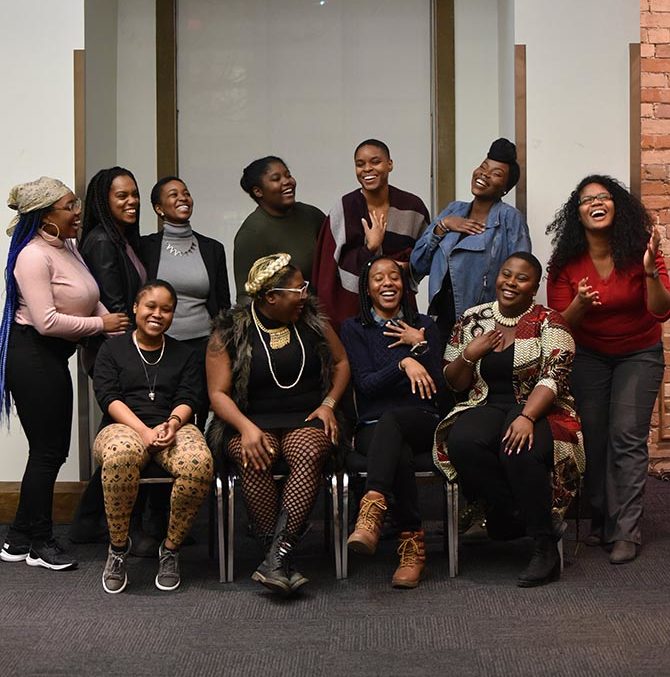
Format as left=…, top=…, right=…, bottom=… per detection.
left=0, top=209, right=48, bottom=422
left=358, top=255, right=417, bottom=327
left=80, top=167, right=141, bottom=254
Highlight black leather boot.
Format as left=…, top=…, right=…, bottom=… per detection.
left=517, top=536, right=561, bottom=587
left=256, top=528, right=309, bottom=593
left=251, top=511, right=294, bottom=595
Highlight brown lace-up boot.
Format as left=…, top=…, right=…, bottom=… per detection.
left=392, top=529, right=426, bottom=588
left=347, top=490, right=387, bottom=555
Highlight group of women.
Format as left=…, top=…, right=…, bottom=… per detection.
left=1, top=136, right=667, bottom=596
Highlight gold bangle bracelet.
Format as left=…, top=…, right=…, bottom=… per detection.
left=461, top=351, right=475, bottom=367
left=321, top=396, right=336, bottom=409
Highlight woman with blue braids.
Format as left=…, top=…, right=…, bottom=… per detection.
left=0, top=177, right=129, bottom=571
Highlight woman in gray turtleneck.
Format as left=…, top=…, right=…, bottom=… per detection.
left=140, top=176, right=231, bottom=427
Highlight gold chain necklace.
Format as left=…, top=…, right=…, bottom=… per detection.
left=251, top=302, right=291, bottom=350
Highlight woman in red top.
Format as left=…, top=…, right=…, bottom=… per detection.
left=546, top=174, right=670, bottom=564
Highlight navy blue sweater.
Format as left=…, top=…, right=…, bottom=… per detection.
left=340, top=314, right=444, bottom=423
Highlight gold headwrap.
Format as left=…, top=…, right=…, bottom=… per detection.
left=245, top=253, right=292, bottom=297
left=6, top=176, right=72, bottom=236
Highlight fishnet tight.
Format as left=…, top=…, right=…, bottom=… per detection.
left=227, top=427, right=330, bottom=535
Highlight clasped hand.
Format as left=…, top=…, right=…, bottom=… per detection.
left=142, top=420, right=178, bottom=452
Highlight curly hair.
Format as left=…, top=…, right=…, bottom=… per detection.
left=358, top=255, right=417, bottom=327
left=546, top=175, right=651, bottom=279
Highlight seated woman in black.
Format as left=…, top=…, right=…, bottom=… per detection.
left=93, top=279, right=213, bottom=594
left=207, top=253, right=350, bottom=596
left=340, top=256, right=445, bottom=588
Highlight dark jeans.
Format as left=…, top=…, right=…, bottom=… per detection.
left=6, top=324, right=76, bottom=544
left=355, top=407, right=439, bottom=531
left=570, top=344, right=664, bottom=544
left=180, top=335, right=209, bottom=431
left=447, top=402, right=554, bottom=538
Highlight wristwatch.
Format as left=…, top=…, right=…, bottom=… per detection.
left=645, top=269, right=660, bottom=279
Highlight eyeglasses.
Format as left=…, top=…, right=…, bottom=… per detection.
left=268, top=280, right=310, bottom=297
left=578, top=192, right=612, bottom=207
left=52, top=198, right=82, bottom=213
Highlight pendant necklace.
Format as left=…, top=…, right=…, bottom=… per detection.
left=132, top=331, right=165, bottom=401
left=251, top=302, right=305, bottom=389
left=251, top=301, right=292, bottom=349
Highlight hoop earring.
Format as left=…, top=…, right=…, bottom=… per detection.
left=40, top=222, right=61, bottom=242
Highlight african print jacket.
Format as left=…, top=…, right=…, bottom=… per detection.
left=433, top=302, right=585, bottom=517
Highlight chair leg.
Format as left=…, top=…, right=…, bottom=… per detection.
left=208, top=483, right=216, bottom=559
left=226, top=474, right=235, bottom=583
left=215, top=475, right=226, bottom=583
left=323, top=481, right=331, bottom=552
left=557, top=537, right=564, bottom=572
left=341, top=472, right=349, bottom=579
left=330, top=474, right=342, bottom=579
left=445, top=480, right=459, bottom=577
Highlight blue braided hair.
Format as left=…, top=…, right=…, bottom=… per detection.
left=0, top=209, right=48, bottom=423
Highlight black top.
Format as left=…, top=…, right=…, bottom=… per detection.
left=79, top=224, right=143, bottom=318
left=93, top=332, right=201, bottom=429
left=480, top=343, right=515, bottom=406
left=245, top=309, right=322, bottom=429
left=140, top=230, right=231, bottom=319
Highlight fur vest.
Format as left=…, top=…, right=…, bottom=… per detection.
left=206, top=297, right=334, bottom=452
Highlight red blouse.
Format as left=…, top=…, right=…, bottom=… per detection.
left=547, top=251, right=670, bottom=355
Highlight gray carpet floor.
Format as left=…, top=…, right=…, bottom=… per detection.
left=2, top=478, right=670, bottom=676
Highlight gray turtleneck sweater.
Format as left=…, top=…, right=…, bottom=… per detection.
left=156, top=221, right=211, bottom=340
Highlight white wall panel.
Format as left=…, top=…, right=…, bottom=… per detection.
left=176, top=0, right=432, bottom=305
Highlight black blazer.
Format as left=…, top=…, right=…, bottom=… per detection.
left=79, top=224, right=142, bottom=317
left=140, top=230, right=231, bottom=319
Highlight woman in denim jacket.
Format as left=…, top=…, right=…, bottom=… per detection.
left=411, top=139, right=531, bottom=346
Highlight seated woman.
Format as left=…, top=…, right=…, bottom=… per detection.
left=93, top=280, right=213, bottom=594
left=312, top=139, right=429, bottom=332
left=411, top=138, right=531, bottom=347
left=340, top=256, right=445, bottom=588
left=207, top=253, right=350, bottom=595
left=235, top=156, right=325, bottom=305
left=433, top=252, right=584, bottom=587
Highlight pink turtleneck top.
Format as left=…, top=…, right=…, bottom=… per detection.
left=13, top=233, right=107, bottom=340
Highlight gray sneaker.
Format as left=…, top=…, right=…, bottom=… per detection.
left=102, top=541, right=130, bottom=594
left=155, top=540, right=180, bottom=591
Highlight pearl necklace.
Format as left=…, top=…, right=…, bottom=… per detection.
left=491, top=301, right=534, bottom=327
left=132, top=331, right=165, bottom=400
left=251, top=303, right=305, bottom=390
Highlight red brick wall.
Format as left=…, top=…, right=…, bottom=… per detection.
left=641, top=0, right=670, bottom=454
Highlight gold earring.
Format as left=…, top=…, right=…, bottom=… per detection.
left=40, top=222, right=61, bottom=240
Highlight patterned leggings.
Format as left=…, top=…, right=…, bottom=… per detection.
left=93, top=423, right=213, bottom=548
left=227, top=427, right=331, bottom=536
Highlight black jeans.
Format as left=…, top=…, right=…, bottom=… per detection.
left=447, top=402, right=554, bottom=538
left=355, top=407, right=439, bottom=531
left=570, top=344, right=664, bottom=544
left=6, top=324, right=76, bottom=544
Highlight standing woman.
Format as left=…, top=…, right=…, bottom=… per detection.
left=0, top=177, right=129, bottom=570
left=235, top=156, right=325, bottom=305
left=411, top=138, right=530, bottom=346
left=207, top=254, right=350, bottom=595
left=142, top=176, right=231, bottom=427
left=79, top=166, right=146, bottom=322
left=547, top=175, right=670, bottom=564
left=312, top=139, right=429, bottom=332
left=341, top=256, right=445, bottom=588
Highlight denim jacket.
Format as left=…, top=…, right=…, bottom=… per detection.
left=410, top=200, right=531, bottom=319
